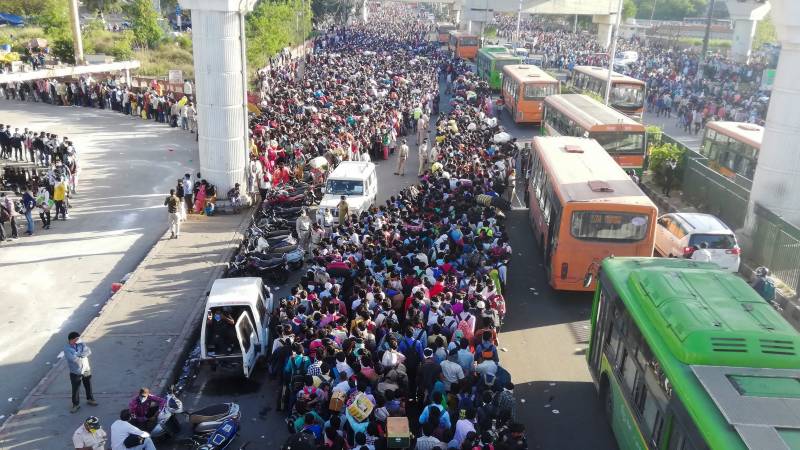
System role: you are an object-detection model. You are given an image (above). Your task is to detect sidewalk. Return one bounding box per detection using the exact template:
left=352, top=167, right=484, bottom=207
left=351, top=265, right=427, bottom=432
left=0, top=212, right=249, bottom=449
left=639, top=172, right=698, bottom=215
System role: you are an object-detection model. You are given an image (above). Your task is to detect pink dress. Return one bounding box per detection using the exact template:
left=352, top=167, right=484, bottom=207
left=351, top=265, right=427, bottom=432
left=193, top=185, right=207, bottom=213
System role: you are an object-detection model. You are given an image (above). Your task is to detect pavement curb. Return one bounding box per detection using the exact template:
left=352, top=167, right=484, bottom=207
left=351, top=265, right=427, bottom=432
left=0, top=210, right=251, bottom=434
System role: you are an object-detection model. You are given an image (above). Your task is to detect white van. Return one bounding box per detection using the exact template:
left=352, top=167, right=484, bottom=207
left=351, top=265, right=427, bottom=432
left=316, top=161, right=377, bottom=225
left=200, top=277, right=274, bottom=377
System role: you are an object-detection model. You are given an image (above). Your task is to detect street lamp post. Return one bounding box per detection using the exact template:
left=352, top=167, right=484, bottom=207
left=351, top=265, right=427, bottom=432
left=515, top=0, right=522, bottom=44
left=700, top=0, right=717, bottom=68
left=604, top=0, right=623, bottom=105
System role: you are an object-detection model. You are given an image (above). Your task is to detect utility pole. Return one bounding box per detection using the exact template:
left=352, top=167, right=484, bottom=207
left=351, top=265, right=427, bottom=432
left=68, top=0, right=85, bottom=64
left=604, top=0, right=622, bottom=106
left=650, top=0, right=657, bottom=21
left=700, top=0, right=717, bottom=68
left=515, top=0, right=522, bottom=44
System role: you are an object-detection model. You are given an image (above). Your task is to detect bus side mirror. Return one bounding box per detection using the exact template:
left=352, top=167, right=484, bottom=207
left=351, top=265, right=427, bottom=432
left=583, top=272, right=594, bottom=289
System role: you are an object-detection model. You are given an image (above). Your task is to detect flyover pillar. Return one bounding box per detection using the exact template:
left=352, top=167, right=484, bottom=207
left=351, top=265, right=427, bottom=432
left=731, top=19, right=757, bottom=63
left=593, top=14, right=613, bottom=49
left=178, top=0, right=256, bottom=199
left=744, top=0, right=800, bottom=230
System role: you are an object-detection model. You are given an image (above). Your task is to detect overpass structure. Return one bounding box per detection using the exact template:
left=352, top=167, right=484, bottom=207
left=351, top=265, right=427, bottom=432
left=393, top=0, right=771, bottom=63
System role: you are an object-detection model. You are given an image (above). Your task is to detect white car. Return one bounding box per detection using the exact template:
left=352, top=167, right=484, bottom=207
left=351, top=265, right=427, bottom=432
left=654, top=213, right=741, bottom=272
left=316, top=161, right=377, bottom=225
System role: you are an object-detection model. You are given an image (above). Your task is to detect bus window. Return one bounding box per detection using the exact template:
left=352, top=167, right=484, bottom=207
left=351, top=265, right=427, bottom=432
left=590, top=132, right=645, bottom=155
left=461, top=37, right=479, bottom=46
left=610, top=84, right=644, bottom=109
left=523, top=83, right=555, bottom=100
left=570, top=211, right=650, bottom=241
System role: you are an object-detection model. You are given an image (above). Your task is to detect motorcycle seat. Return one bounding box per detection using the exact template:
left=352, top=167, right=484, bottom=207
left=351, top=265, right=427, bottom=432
left=188, top=403, right=232, bottom=424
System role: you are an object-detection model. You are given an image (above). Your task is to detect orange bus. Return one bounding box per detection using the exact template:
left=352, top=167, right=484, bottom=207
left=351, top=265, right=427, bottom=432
left=700, top=121, right=763, bottom=181
left=542, top=94, right=647, bottom=172
left=448, top=31, right=479, bottom=60
left=524, top=136, right=657, bottom=291
left=437, top=22, right=456, bottom=44
left=501, top=65, right=560, bottom=124
left=569, top=66, right=646, bottom=120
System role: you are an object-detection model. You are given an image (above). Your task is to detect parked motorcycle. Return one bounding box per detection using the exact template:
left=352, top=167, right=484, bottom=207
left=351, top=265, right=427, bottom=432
left=149, top=388, right=240, bottom=442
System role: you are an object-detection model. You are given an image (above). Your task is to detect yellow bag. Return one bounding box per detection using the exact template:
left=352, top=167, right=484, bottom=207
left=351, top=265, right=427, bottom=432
left=329, top=390, right=346, bottom=412
left=345, top=392, right=373, bottom=422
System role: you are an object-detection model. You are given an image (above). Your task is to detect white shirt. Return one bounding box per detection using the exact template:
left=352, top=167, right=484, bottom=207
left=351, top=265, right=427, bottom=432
left=691, top=248, right=713, bottom=263
left=110, top=420, right=148, bottom=450
left=440, top=359, right=465, bottom=390
left=73, top=425, right=108, bottom=450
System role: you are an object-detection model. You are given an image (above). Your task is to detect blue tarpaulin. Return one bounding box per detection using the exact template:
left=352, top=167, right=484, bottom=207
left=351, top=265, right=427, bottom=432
left=0, top=13, right=25, bottom=26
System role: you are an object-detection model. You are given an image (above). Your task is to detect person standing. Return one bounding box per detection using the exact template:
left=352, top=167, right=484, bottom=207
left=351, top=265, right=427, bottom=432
left=72, top=416, right=107, bottom=450
left=504, top=169, right=516, bottom=204
left=65, top=331, right=97, bottom=413
left=296, top=208, right=312, bottom=252
left=0, top=192, right=19, bottom=241
left=395, top=139, right=409, bottom=176
left=164, top=189, right=181, bottom=239
left=53, top=178, right=68, bottom=220
left=182, top=174, right=193, bottom=215
left=417, top=138, right=429, bottom=176
left=337, top=195, right=349, bottom=225
left=37, top=185, right=52, bottom=230
left=662, top=158, right=677, bottom=197
left=21, top=186, right=36, bottom=235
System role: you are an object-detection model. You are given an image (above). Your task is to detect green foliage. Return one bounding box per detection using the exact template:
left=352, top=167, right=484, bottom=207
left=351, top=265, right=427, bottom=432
left=622, top=0, right=638, bottom=20
left=677, top=37, right=731, bottom=49
left=646, top=125, right=663, bottom=147
left=175, top=34, right=192, bottom=51
left=1, top=0, right=51, bottom=16
left=51, top=36, right=76, bottom=64
left=312, top=0, right=357, bottom=25
left=83, top=0, right=123, bottom=14
left=0, top=27, right=47, bottom=52
left=648, top=142, right=686, bottom=186
left=484, top=25, right=497, bottom=39
left=753, top=14, right=777, bottom=50
left=246, top=0, right=312, bottom=70
left=37, top=0, right=71, bottom=39
left=635, top=0, right=708, bottom=21
left=126, top=0, right=164, bottom=49
left=584, top=90, right=605, bottom=103
left=135, top=42, right=194, bottom=79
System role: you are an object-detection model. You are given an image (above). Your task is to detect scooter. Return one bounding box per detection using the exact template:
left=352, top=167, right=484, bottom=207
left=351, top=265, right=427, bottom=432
left=150, top=389, right=240, bottom=442
left=196, top=417, right=240, bottom=450
left=247, top=255, right=289, bottom=284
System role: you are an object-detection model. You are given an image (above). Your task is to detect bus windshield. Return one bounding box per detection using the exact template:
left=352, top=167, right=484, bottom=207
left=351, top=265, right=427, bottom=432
left=570, top=211, right=649, bottom=242
left=590, top=132, right=645, bottom=155
left=523, top=83, right=558, bottom=100
left=460, top=37, right=479, bottom=46
left=610, top=84, right=644, bottom=109
left=326, top=180, right=363, bottom=195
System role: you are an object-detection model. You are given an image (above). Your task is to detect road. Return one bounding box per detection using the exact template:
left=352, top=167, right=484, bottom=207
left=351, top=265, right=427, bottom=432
left=0, top=101, right=198, bottom=423
left=173, top=93, right=618, bottom=449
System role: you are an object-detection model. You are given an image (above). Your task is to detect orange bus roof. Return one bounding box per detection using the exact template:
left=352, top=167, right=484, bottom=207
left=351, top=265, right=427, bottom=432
left=532, top=136, right=656, bottom=206
left=573, top=65, right=645, bottom=86
left=706, top=121, right=763, bottom=150
left=448, top=30, right=478, bottom=38
left=502, top=64, right=558, bottom=83
left=544, top=94, right=644, bottom=131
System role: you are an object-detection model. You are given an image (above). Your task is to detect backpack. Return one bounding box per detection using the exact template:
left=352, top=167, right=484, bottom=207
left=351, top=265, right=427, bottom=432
left=282, top=429, right=316, bottom=448
left=400, top=333, right=423, bottom=372
left=477, top=342, right=496, bottom=361
left=289, top=356, right=307, bottom=391
left=456, top=313, right=474, bottom=344
left=761, top=278, right=776, bottom=302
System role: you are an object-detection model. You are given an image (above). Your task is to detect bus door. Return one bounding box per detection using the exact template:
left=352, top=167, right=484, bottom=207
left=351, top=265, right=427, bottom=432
left=544, top=203, right=560, bottom=275
left=589, top=286, right=611, bottom=371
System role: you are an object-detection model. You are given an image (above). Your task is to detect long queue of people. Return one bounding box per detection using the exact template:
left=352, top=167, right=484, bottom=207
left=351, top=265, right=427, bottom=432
left=0, top=126, right=77, bottom=241
left=241, top=7, right=528, bottom=450
left=491, top=14, right=772, bottom=127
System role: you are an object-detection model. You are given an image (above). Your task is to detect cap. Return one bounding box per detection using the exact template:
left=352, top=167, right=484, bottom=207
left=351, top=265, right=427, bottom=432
left=476, top=300, right=486, bottom=309
left=423, top=348, right=434, bottom=358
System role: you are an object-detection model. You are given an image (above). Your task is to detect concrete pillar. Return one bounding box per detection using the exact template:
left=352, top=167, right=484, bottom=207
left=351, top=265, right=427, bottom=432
left=593, top=14, right=614, bottom=49
left=732, top=19, right=757, bottom=63
left=179, top=0, right=255, bottom=199
left=744, top=0, right=800, bottom=230
left=68, top=0, right=85, bottom=64
left=361, top=0, right=368, bottom=22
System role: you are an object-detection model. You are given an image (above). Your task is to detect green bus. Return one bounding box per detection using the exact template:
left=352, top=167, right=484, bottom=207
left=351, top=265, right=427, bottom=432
left=588, top=257, right=800, bottom=450
left=476, top=49, right=522, bottom=91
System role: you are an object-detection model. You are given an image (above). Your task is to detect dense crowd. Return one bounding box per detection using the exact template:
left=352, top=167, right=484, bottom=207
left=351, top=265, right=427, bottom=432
left=246, top=7, right=526, bottom=450
left=491, top=14, right=773, bottom=127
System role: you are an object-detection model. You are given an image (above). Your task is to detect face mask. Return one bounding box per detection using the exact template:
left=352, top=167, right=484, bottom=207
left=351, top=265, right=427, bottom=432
left=140, top=396, right=147, bottom=403
left=214, top=314, right=221, bottom=322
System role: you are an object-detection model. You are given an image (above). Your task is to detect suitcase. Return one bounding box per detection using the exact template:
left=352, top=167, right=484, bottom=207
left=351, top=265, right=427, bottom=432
left=387, top=417, right=410, bottom=448
left=383, top=146, right=389, bottom=160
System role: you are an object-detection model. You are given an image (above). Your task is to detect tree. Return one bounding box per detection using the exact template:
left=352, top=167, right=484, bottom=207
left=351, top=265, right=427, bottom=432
left=126, top=0, right=164, bottom=49
left=623, top=0, right=638, bottom=20
left=635, top=0, right=709, bottom=21
left=246, top=0, right=312, bottom=70
left=1, top=0, right=50, bottom=16
left=312, top=0, right=359, bottom=25
left=753, top=14, right=777, bottom=50
left=38, top=0, right=71, bottom=39
left=83, top=0, right=123, bottom=14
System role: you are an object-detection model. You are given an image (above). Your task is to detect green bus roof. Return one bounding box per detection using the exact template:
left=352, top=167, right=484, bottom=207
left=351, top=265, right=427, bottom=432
left=480, top=45, right=509, bottom=54
left=601, top=257, right=800, bottom=450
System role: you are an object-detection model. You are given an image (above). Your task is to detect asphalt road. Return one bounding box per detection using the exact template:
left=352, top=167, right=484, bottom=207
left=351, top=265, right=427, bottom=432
left=0, top=101, right=199, bottom=423
left=172, top=91, right=618, bottom=449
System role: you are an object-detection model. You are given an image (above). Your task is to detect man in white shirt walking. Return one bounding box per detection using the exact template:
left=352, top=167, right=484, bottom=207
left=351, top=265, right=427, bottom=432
left=395, top=139, right=409, bottom=176
left=110, top=410, right=155, bottom=450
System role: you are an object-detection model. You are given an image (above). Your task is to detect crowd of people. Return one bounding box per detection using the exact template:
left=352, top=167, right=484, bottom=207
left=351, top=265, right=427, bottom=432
left=1, top=76, right=199, bottom=135
left=241, top=7, right=527, bottom=450
left=490, top=14, right=773, bottom=128
left=0, top=125, right=78, bottom=241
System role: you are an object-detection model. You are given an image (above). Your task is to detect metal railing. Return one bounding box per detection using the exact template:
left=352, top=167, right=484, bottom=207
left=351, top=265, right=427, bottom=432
left=681, top=149, right=749, bottom=229
left=747, top=203, right=800, bottom=294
